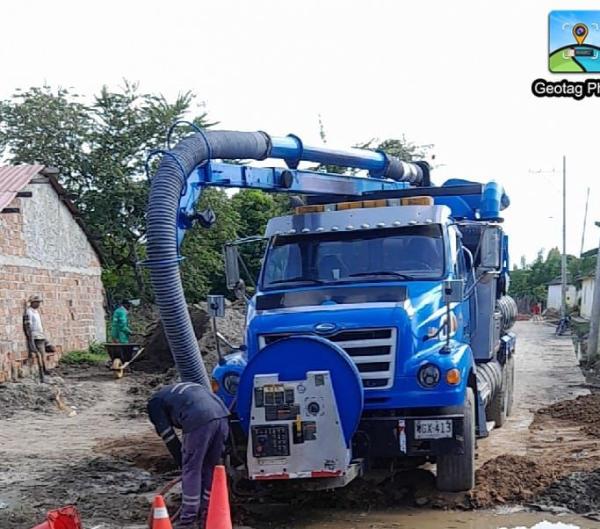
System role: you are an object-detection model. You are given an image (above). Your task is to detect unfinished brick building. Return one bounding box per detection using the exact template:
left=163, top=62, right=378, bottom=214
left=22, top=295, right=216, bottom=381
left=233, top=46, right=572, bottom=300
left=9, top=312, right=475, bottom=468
left=0, top=165, right=106, bottom=381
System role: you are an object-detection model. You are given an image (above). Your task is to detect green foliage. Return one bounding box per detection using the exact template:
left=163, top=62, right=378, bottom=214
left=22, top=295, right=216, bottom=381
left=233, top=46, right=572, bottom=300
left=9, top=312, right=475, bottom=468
left=180, top=188, right=241, bottom=301
left=0, top=86, right=92, bottom=178
left=0, top=85, right=427, bottom=306
left=313, top=118, right=430, bottom=174
left=0, top=83, right=210, bottom=302
left=359, top=136, right=432, bottom=162
left=60, top=342, right=106, bottom=365
left=510, top=247, right=597, bottom=304
left=229, top=190, right=291, bottom=285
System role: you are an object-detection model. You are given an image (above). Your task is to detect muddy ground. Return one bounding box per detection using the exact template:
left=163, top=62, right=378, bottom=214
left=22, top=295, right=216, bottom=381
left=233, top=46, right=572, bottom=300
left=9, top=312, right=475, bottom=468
left=2, top=321, right=600, bottom=529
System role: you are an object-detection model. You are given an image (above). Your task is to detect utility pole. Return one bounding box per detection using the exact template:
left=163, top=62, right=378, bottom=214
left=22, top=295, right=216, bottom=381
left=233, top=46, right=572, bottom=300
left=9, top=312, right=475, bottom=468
left=588, top=221, right=600, bottom=360
left=561, top=155, right=567, bottom=320
left=580, top=187, right=590, bottom=257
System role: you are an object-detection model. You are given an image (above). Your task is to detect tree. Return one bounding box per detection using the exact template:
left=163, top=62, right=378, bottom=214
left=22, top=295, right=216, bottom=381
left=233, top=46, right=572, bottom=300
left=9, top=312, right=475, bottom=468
left=314, top=117, right=431, bottom=174
left=0, top=83, right=211, bottom=302
left=0, top=86, right=91, bottom=181
left=360, top=136, right=432, bottom=162
left=180, top=188, right=240, bottom=301
left=1, top=87, right=434, bottom=305
left=229, top=190, right=292, bottom=285
left=509, top=247, right=595, bottom=309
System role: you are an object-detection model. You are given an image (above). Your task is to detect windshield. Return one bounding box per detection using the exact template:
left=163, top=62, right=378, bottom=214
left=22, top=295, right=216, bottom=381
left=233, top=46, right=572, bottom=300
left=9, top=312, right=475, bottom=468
left=261, top=225, right=445, bottom=289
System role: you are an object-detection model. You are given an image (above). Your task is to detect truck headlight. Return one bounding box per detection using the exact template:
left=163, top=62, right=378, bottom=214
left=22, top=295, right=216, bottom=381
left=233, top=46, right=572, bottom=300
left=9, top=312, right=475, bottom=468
left=418, top=364, right=441, bottom=388
left=223, top=373, right=240, bottom=395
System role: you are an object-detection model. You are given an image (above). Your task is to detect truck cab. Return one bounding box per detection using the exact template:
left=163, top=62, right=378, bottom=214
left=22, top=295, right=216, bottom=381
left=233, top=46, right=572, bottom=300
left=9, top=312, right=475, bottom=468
left=213, top=189, right=516, bottom=492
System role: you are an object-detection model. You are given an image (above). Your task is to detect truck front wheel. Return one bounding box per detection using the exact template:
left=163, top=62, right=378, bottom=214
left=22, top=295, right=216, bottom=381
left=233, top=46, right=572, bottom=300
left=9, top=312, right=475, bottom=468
left=436, top=387, right=475, bottom=492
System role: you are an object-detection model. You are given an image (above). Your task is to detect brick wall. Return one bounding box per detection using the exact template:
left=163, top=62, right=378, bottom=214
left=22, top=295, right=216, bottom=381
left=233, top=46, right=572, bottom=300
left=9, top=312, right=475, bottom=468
left=0, top=197, right=26, bottom=257
left=0, top=177, right=106, bottom=382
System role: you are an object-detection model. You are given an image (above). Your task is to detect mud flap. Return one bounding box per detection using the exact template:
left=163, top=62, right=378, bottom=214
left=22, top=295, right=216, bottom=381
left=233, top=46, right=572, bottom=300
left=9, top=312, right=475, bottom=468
left=476, top=390, right=490, bottom=438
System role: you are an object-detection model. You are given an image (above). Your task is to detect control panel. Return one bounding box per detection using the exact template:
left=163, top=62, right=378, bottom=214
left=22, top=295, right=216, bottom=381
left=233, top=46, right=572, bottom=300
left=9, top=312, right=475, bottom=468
left=251, top=425, right=290, bottom=457
left=246, top=371, right=350, bottom=480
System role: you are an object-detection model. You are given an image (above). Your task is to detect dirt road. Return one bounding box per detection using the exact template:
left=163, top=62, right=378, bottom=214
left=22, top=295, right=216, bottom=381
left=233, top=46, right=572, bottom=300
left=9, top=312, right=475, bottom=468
left=476, top=320, right=588, bottom=465
left=2, top=321, right=600, bottom=529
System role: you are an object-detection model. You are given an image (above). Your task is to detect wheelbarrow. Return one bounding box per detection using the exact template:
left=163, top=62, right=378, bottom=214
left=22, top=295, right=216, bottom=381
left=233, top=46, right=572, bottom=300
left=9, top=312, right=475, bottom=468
left=104, top=343, right=144, bottom=379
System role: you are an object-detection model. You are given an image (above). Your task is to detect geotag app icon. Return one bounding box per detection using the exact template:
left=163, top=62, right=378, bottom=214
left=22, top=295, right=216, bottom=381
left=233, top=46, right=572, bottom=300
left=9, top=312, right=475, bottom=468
left=549, top=11, right=600, bottom=72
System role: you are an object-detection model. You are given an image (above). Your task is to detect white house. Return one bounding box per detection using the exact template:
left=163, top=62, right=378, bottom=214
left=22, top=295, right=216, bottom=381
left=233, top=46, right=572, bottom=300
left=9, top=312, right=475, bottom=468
left=546, top=276, right=576, bottom=311
left=579, top=274, right=596, bottom=319
left=577, top=248, right=598, bottom=320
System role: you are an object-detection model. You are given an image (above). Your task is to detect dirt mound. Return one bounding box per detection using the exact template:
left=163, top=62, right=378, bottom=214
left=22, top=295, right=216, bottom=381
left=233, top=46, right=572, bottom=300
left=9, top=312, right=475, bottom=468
left=470, top=455, right=562, bottom=508
left=0, top=372, right=97, bottom=419
left=135, top=301, right=245, bottom=374
left=535, top=469, right=600, bottom=513
left=96, top=433, right=179, bottom=474
left=135, top=305, right=210, bottom=373
left=535, top=393, right=600, bottom=436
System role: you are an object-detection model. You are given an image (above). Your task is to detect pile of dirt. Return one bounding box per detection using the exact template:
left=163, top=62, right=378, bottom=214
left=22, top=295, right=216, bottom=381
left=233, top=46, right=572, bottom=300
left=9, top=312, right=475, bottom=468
left=197, top=300, right=247, bottom=366
left=0, top=372, right=97, bottom=420
left=535, top=393, right=600, bottom=437
left=470, top=455, right=562, bottom=508
left=135, top=301, right=245, bottom=374
left=135, top=305, right=210, bottom=373
left=535, top=469, right=600, bottom=513
left=95, top=433, right=179, bottom=474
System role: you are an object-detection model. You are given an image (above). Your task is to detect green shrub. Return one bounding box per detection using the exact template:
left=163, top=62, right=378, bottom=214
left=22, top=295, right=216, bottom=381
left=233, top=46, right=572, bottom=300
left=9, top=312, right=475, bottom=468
left=60, top=342, right=107, bottom=365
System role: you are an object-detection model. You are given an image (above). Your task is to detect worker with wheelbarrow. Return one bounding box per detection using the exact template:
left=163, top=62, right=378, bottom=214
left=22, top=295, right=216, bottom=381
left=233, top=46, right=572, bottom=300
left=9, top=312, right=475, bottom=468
left=111, top=300, right=132, bottom=344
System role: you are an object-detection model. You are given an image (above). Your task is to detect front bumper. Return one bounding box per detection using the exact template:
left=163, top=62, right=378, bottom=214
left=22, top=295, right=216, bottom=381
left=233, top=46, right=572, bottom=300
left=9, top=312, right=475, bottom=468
left=352, top=408, right=466, bottom=459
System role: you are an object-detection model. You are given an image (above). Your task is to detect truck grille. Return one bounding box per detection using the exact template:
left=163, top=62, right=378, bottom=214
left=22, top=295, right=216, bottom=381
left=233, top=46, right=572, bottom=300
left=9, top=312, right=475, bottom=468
left=259, top=328, right=397, bottom=390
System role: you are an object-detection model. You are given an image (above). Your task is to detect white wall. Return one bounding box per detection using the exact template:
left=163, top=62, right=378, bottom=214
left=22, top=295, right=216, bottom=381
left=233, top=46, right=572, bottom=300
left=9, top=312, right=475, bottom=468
left=547, top=284, right=576, bottom=311
left=21, top=180, right=100, bottom=270
left=580, top=277, right=595, bottom=320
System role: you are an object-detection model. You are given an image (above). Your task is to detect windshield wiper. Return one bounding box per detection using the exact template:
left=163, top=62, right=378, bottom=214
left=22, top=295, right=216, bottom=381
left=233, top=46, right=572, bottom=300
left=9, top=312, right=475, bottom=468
left=268, top=277, right=325, bottom=286
left=348, top=271, right=415, bottom=280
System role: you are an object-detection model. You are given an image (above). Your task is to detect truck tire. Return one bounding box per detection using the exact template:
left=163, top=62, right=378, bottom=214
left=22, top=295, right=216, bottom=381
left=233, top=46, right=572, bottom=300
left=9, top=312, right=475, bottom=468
left=506, top=356, right=515, bottom=417
left=436, top=388, right=475, bottom=492
left=488, top=364, right=508, bottom=428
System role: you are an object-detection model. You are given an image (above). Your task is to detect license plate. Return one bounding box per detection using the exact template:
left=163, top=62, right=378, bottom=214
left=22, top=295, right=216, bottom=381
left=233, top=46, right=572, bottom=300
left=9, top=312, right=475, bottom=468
left=414, top=419, right=453, bottom=439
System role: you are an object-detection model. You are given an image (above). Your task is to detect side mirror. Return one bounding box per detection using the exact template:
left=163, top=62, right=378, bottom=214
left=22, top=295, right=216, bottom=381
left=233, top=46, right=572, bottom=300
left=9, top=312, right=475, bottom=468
left=480, top=226, right=502, bottom=270
left=223, top=244, right=241, bottom=290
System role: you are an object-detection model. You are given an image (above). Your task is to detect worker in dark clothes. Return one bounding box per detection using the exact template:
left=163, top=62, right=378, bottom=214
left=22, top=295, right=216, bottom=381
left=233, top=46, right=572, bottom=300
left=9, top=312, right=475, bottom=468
left=148, top=382, right=230, bottom=529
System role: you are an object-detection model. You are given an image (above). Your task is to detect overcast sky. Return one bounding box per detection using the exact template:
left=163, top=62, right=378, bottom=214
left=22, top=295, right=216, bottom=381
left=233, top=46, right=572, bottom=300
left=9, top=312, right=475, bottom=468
left=2, top=0, right=600, bottom=263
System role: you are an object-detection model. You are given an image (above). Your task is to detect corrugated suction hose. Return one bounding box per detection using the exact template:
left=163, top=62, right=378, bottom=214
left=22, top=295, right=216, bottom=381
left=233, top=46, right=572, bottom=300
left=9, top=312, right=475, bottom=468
left=146, top=131, right=270, bottom=387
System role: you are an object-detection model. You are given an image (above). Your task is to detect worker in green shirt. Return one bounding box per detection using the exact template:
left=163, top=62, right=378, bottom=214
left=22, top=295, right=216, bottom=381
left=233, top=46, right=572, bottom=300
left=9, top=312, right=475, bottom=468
left=111, top=300, right=132, bottom=344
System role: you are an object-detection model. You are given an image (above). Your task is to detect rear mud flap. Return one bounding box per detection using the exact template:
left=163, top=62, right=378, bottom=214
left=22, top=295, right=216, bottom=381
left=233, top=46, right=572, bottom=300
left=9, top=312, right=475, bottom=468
left=476, top=391, right=490, bottom=438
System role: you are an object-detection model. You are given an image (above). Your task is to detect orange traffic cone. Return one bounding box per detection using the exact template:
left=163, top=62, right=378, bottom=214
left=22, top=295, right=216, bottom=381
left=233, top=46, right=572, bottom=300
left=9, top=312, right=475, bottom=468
left=205, top=465, right=232, bottom=529
left=151, top=495, right=173, bottom=529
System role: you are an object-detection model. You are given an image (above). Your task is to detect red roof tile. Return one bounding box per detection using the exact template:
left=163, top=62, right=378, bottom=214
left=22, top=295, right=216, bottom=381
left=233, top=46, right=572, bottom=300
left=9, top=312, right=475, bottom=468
left=0, top=164, right=44, bottom=210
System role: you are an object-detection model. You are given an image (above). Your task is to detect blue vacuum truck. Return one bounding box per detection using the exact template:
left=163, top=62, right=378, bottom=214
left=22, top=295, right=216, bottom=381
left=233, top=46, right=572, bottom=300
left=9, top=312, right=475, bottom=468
left=146, top=128, right=516, bottom=492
